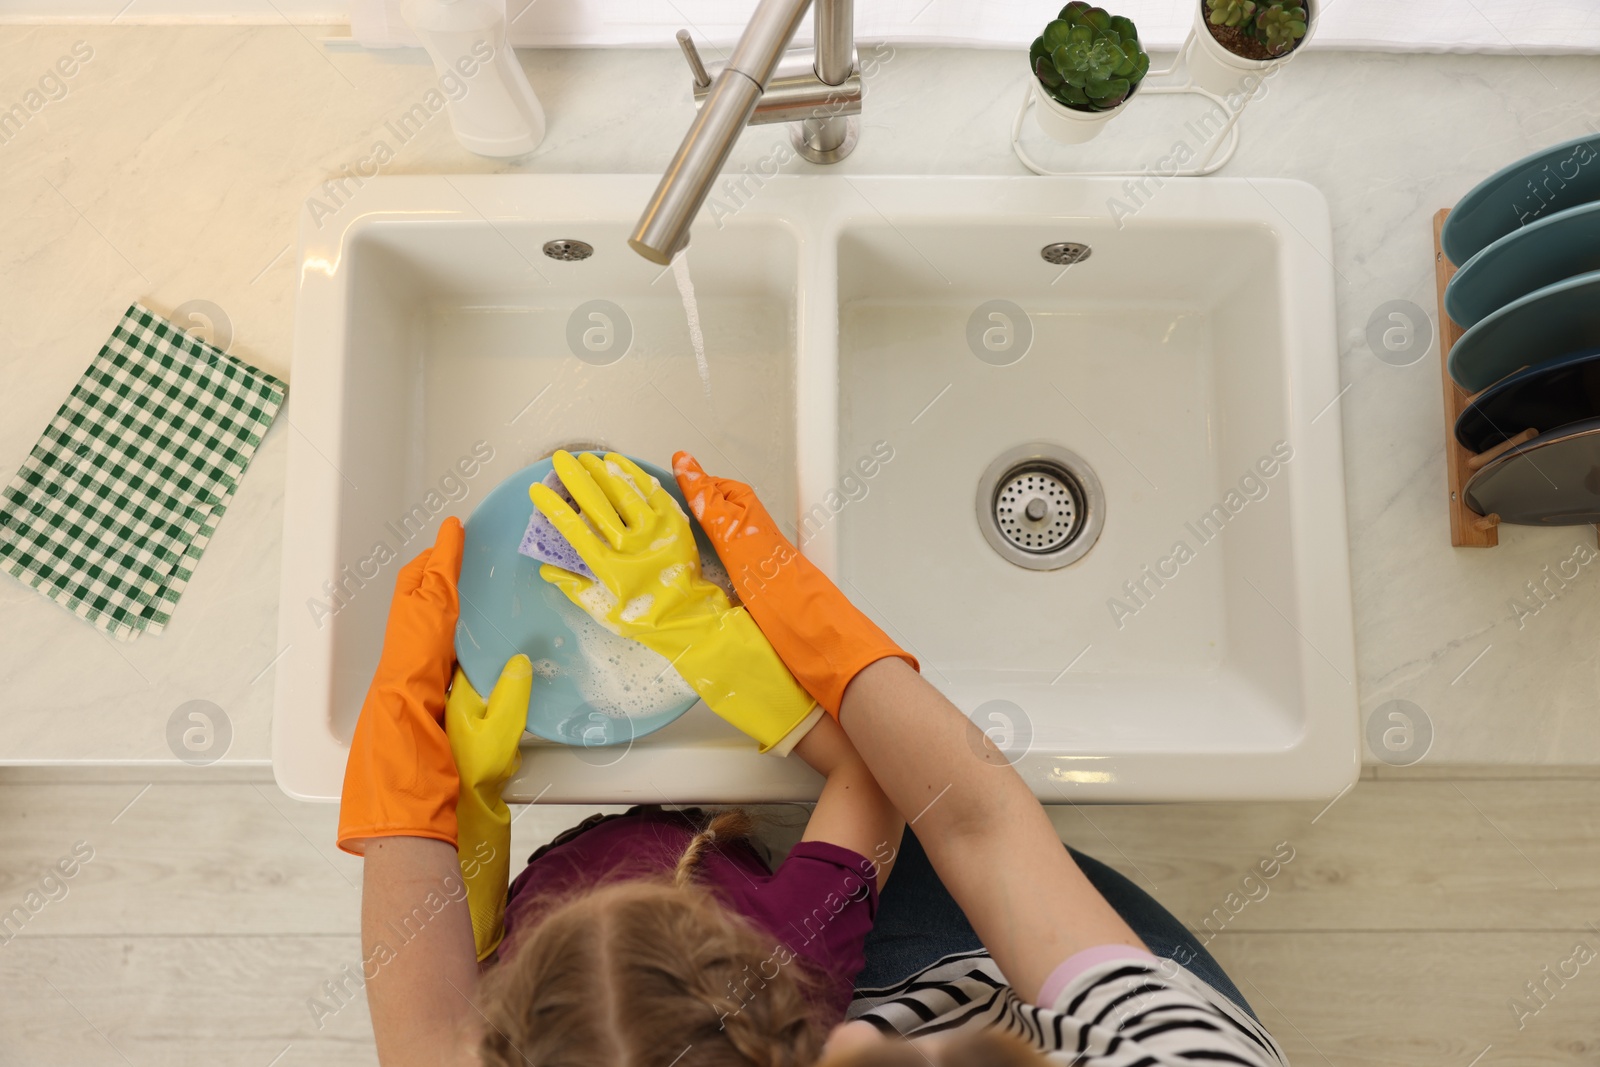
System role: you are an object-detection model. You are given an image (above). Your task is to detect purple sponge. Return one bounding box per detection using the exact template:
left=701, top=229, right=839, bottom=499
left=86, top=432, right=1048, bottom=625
left=518, top=469, right=594, bottom=578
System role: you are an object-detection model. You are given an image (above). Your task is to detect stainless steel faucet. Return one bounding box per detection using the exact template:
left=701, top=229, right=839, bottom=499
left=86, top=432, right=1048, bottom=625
left=628, top=0, right=862, bottom=264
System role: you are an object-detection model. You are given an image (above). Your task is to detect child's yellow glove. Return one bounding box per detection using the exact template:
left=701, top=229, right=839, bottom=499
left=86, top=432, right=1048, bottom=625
left=530, top=450, right=819, bottom=753
left=445, top=656, right=530, bottom=961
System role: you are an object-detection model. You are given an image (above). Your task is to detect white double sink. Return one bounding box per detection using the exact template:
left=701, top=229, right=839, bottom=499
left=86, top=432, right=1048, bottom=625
left=273, top=174, right=1357, bottom=804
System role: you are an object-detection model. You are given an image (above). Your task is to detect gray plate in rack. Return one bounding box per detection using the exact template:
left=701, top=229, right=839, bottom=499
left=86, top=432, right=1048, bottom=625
left=1464, top=416, right=1600, bottom=525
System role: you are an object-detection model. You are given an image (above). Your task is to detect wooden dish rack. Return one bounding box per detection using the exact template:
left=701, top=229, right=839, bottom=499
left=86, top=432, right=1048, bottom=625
left=1434, top=208, right=1600, bottom=549
left=1433, top=208, right=1535, bottom=547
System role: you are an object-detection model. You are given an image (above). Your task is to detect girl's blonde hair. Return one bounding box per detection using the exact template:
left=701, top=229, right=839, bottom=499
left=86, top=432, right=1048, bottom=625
left=478, top=809, right=823, bottom=1067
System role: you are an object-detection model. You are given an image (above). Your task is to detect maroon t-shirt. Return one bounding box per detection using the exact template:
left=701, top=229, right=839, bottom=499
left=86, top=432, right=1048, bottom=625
left=501, top=808, right=878, bottom=1022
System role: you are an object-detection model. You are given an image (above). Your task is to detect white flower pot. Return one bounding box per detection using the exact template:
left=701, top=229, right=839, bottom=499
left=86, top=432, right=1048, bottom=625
left=1030, top=78, right=1130, bottom=145
left=1186, top=0, right=1310, bottom=99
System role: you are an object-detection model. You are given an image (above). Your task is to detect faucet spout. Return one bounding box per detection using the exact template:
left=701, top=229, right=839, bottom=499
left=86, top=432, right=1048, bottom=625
left=629, top=0, right=859, bottom=264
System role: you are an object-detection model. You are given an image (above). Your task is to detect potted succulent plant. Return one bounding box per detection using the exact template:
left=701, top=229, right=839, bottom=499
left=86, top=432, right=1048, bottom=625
left=1028, top=2, right=1151, bottom=144
left=1188, top=0, right=1311, bottom=96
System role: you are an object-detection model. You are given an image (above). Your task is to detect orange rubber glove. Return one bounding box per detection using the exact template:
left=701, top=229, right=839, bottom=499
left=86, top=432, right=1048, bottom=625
left=337, top=518, right=465, bottom=856
left=671, top=452, right=917, bottom=718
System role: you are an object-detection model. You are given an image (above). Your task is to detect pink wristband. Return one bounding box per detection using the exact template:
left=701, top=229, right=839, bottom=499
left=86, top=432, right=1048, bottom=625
left=1037, top=945, right=1162, bottom=1008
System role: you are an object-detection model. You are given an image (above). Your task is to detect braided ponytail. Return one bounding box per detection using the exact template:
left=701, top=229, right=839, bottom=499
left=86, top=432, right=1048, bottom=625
left=476, top=819, right=826, bottom=1067
left=674, top=808, right=755, bottom=888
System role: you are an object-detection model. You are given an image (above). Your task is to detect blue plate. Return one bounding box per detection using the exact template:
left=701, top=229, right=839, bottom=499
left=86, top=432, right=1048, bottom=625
left=1454, top=346, right=1600, bottom=453
left=1445, top=201, right=1600, bottom=329
left=1465, top=417, right=1600, bottom=525
left=1448, top=270, right=1600, bottom=392
left=1441, top=133, right=1600, bottom=267
left=454, top=455, right=716, bottom=747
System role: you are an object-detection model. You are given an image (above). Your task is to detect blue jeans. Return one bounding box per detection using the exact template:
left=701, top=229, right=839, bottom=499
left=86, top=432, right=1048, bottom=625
left=856, top=828, right=1256, bottom=1020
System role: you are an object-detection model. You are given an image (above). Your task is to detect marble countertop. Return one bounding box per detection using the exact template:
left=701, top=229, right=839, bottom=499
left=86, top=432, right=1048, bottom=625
left=2, top=26, right=1598, bottom=771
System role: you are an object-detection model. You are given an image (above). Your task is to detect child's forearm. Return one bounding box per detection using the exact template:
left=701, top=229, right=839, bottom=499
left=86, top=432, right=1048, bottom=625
left=837, top=657, right=1143, bottom=1002
left=794, top=715, right=903, bottom=888
left=361, top=837, right=482, bottom=1067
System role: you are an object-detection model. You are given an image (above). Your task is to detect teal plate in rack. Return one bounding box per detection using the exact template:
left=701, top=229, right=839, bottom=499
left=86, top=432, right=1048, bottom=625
left=1445, top=201, right=1600, bottom=330
left=1448, top=270, right=1600, bottom=392
left=454, top=455, right=718, bottom=748
left=1440, top=133, right=1600, bottom=267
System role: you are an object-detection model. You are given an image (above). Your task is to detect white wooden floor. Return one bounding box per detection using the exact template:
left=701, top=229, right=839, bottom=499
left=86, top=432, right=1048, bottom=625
left=1, top=766, right=1596, bottom=1066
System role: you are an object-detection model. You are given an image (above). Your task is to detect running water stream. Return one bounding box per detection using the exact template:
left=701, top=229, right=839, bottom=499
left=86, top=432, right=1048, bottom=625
left=671, top=252, right=713, bottom=401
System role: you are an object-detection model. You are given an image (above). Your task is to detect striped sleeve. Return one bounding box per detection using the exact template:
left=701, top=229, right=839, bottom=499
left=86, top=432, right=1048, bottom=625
left=849, top=951, right=1286, bottom=1066
left=1052, top=957, right=1285, bottom=1066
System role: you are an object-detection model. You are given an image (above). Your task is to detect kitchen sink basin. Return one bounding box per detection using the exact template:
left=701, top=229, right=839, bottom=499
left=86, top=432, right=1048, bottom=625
left=275, top=175, right=1356, bottom=803
left=828, top=183, right=1353, bottom=800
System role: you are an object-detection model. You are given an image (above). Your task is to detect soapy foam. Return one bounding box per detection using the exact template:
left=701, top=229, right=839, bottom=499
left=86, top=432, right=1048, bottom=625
left=604, top=459, right=645, bottom=499
left=545, top=586, right=696, bottom=718
left=620, top=593, right=654, bottom=623
left=601, top=460, right=662, bottom=509
left=575, top=581, right=621, bottom=633
left=541, top=542, right=736, bottom=719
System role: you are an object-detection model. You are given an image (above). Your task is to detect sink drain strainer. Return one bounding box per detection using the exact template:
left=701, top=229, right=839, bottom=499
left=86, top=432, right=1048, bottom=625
left=542, top=239, right=594, bottom=261
left=996, top=468, right=1078, bottom=553
left=976, top=444, right=1104, bottom=570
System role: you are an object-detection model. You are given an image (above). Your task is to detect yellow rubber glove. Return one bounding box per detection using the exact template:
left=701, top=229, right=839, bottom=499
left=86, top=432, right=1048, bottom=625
left=530, top=450, right=820, bottom=753
left=445, top=656, right=531, bottom=961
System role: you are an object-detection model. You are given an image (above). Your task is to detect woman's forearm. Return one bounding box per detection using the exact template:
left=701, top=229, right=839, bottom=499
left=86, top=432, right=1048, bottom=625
left=837, top=657, right=1143, bottom=1002
left=361, top=837, right=482, bottom=1067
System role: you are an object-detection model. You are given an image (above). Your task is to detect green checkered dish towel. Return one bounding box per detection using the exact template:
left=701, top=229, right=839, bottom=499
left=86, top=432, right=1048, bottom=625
left=0, top=302, right=286, bottom=640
